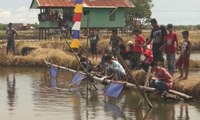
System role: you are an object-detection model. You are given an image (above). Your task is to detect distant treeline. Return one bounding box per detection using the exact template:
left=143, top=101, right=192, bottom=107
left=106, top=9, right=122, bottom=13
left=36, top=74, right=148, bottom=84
left=142, top=24, right=200, bottom=30
left=0, top=23, right=200, bottom=31
left=0, top=23, right=6, bottom=30
left=174, top=25, right=200, bottom=30
left=0, top=23, right=38, bottom=30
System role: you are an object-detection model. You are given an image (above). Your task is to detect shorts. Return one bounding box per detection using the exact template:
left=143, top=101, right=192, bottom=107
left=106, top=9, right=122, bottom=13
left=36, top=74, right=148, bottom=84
left=152, top=46, right=164, bottom=62
left=90, top=43, right=98, bottom=55
left=176, top=56, right=189, bottom=68
left=7, top=39, right=15, bottom=51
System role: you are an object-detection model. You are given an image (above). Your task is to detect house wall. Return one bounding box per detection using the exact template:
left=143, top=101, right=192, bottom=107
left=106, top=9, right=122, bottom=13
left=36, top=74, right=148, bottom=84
left=81, top=8, right=125, bottom=28
left=38, top=7, right=125, bottom=28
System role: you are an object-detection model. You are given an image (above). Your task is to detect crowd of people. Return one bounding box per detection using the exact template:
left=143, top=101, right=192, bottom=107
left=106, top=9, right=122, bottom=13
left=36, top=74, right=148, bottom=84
left=5, top=18, right=192, bottom=95
left=81, top=18, right=192, bottom=95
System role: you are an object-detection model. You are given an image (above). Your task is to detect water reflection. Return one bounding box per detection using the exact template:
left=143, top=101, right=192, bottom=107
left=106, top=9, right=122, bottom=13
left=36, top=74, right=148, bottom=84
left=7, top=73, right=16, bottom=111
left=104, top=100, right=126, bottom=119
left=179, top=103, right=189, bottom=120
left=71, top=90, right=81, bottom=120
left=1, top=67, right=200, bottom=120
left=50, top=78, right=57, bottom=88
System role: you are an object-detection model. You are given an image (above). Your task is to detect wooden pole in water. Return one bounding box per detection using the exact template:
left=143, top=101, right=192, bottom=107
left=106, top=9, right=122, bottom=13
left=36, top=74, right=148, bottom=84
left=65, top=41, right=97, bottom=90
left=138, top=66, right=152, bottom=107
left=86, top=10, right=90, bottom=91
left=44, top=60, right=193, bottom=100
left=113, top=50, right=153, bottom=108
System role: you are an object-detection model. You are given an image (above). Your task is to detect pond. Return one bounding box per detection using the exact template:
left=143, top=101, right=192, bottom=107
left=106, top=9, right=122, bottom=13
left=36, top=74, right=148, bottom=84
left=0, top=67, right=200, bottom=120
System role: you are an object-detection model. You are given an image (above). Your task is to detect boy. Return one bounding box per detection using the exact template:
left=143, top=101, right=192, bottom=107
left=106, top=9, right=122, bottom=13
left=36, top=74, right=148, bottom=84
left=140, top=47, right=153, bottom=72
left=176, top=31, right=191, bottom=80
left=132, top=29, right=145, bottom=69
left=89, top=28, right=99, bottom=60
left=6, top=23, right=18, bottom=55
left=109, top=29, right=123, bottom=53
left=104, top=55, right=126, bottom=81
left=149, top=61, right=173, bottom=94
left=163, top=24, right=178, bottom=75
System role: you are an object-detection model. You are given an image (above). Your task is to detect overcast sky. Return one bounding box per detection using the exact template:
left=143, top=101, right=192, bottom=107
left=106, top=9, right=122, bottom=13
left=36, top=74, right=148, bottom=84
left=0, top=0, right=199, bottom=25
left=151, top=0, right=200, bottom=25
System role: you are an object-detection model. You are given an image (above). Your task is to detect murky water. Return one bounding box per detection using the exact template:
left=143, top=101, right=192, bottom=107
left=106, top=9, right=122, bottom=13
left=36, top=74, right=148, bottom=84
left=1, top=67, right=200, bottom=120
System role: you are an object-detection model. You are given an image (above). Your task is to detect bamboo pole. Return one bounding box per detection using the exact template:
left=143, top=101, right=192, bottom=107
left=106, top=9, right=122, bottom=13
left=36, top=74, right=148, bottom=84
left=44, top=60, right=193, bottom=100
left=113, top=50, right=153, bottom=108
left=138, top=66, right=152, bottom=107
left=65, top=41, right=97, bottom=90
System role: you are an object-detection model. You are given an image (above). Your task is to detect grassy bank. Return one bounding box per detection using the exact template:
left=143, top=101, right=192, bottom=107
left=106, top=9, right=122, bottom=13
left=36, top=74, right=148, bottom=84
left=0, top=41, right=79, bottom=68
left=0, top=40, right=200, bottom=69
left=0, top=30, right=39, bottom=40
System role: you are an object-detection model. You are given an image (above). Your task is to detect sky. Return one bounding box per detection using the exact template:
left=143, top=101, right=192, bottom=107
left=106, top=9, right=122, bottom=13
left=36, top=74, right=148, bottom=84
left=0, top=0, right=199, bottom=25
left=151, top=0, right=200, bottom=25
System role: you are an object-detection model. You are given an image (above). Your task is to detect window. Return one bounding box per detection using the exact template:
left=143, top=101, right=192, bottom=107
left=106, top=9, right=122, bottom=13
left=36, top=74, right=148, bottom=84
left=109, top=9, right=116, bottom=21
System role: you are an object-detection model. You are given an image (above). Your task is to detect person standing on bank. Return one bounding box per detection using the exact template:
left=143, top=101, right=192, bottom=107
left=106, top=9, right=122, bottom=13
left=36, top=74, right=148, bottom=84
left=109, top=29, right=123, bottom=54
left=176, top=31, right=191, bottom=80
left=132, top=29, right=145, bottom=69
left=162, top=24, right=178, bottom=76
left=89, top=28, right=99, bottom=61
left=6, top=23, right=18, bottom=55
left=146, top=19, right=167, bottom=66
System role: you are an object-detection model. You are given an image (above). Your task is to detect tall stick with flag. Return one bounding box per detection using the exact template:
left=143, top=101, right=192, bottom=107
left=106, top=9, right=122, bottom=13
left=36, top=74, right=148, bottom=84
left=70, top=0, right=83, bottom=49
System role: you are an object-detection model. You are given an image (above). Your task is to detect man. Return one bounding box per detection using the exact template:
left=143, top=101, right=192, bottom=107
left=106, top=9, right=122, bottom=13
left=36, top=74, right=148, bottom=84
left=6, top=23, right=18, bottom=55
left=104, top=55, right=126, bottom=81
left=146, top=19, right=167, bottom=65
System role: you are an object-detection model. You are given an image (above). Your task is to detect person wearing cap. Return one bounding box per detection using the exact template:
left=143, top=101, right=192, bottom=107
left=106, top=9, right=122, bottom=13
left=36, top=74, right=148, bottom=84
left=125, top=41, right=134, bottom=68
left=132, top=29, right=145, bottom=69
left=6, top=23, right=18, bottom=55
left=149, top=61, right=173, bottom=94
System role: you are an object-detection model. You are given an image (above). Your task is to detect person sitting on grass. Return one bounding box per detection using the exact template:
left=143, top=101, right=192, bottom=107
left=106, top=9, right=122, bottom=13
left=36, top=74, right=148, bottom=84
left=149, top=61, right=173, bottom=95
left=176, top=30, right=191, bottom=80
left=103, top=55, right=126, bottom=81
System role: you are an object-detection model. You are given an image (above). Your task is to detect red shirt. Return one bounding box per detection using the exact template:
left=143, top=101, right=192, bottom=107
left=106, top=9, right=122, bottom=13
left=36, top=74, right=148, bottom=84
left=133, top=35, right=145, bottom=53
left=152, top=67, right=173, bottom=89
left=164, top=32, right=178, bottom=53
left=143, top=49, right=153, bottom=64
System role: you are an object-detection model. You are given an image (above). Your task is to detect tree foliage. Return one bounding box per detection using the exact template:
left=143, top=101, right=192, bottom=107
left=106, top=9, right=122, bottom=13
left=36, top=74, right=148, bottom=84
left=125, top=0, right=153, bottom=29
left=0, top=23, right=6, bottom=30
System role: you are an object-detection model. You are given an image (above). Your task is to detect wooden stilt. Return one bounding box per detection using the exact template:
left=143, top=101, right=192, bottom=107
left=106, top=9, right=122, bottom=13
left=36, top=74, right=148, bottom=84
left=45, top=29, right=47, bottom=40
left=39, top=29, right=41, bottom=41
left=138, top=66, right=152, bottom=107
left=42, top=29, right=44, bottom=40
